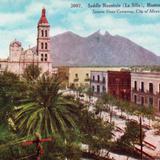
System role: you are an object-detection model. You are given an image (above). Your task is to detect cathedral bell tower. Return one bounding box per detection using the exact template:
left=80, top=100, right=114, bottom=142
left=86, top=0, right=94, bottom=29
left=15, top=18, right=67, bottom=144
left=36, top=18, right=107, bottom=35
left=37, top=8, right=51, bottom=72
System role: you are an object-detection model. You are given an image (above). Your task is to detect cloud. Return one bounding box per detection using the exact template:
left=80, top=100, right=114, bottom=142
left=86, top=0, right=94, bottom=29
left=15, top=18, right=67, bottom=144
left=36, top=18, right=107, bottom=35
left=0, top=0, right=160, bottom=58
left=25, top=0, right=73, bottom=16
left=0, top=0, right=26, bottom=3
left=62, top=9, right=160, bottom=55
left=0, top=13, right=28, bottom=27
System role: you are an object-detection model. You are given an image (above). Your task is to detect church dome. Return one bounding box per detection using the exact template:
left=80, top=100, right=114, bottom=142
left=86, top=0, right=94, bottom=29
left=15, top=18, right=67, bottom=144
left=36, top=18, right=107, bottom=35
left=10, top=39, right=22, bottom=47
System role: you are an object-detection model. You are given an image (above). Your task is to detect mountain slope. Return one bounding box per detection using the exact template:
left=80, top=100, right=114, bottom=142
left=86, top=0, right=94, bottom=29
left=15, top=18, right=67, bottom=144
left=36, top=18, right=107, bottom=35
left=49, top=31, right=160, bottom=66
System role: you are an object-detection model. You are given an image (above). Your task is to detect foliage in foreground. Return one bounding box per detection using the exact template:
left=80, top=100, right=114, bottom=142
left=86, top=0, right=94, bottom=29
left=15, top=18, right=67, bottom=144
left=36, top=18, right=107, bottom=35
left=0, top=71, right=27, bottom=123
left=14, top=74, right=80, bottom=139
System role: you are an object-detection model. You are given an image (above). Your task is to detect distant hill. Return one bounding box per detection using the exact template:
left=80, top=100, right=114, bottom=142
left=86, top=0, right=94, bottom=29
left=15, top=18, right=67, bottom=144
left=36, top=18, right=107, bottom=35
left=43, top=31, right=160, bottom=66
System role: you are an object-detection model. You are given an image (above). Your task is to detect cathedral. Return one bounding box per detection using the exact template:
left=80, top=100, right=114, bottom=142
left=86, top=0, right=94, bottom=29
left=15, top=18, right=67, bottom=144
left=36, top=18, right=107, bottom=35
left=0, top=8, right=54, bottom=74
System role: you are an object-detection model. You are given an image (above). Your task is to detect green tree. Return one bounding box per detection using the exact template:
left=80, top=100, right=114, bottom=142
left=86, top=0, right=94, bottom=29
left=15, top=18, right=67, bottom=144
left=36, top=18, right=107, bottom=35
left=153, top=120, right=160, bottom=135
left=119, top=121, right=145, bottom=147
left=0, top=71, right=26, bottom=122
left=84, top=86, right=93, bottom=103
left=22, top=64, right=41, bottom=82
left=14, top=74, right=80, bottom=138
left=79, top=109, right=113, bottom=156
left=98, top=93, right=116, bottom=122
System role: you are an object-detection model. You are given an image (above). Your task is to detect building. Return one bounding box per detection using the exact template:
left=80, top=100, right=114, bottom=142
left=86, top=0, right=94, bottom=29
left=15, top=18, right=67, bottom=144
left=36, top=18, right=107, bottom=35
left=91, top=71, right=131, bottom=101
left=108, top=71, right=131, bottom=101
left=0, top=8, right=54, bottom=74
left=68, top=67, right=127, bottom=87
left=90, top=71, right=107, bottom=94
left=131, top=72, right=160, bottom=113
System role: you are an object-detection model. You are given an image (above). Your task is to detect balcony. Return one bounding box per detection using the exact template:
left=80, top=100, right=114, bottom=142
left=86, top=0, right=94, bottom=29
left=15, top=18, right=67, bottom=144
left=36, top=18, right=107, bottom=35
left=84, top=78, right=90, bottom=82
left=132, top=88, right=155, bottom=95
left=132, top=88, right=138, bottom=92
left=146, top=90, right=154, bottom=95
left=91, top=80, right=106, bottom=84
left=140, top=88, right=144, bottom=93
left=74, top=78, right=79, bottom=82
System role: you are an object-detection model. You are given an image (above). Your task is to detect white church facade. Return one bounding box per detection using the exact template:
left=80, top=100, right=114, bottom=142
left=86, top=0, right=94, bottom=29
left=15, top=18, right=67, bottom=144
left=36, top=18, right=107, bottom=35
left=0, top=8, right=55, bottom=74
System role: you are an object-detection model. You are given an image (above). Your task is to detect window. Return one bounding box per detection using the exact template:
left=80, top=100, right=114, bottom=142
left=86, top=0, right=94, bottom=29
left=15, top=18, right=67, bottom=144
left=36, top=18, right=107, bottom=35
left=41, top=54, right=43, bottom=61
left=141, top=82, right=144, bottom=92
left=45, top=30, right=47, bottom=37
left=41, top=30, right=44, bottom=37
left=103, top=77, right=105, bottom=83
left=93, top=75, right=95, bottom=82
left=41, top=42, right=44, bottom=49
left=141, top=96, right=144, bottom=105
left=85, top=73, right=89, bottom=81
left=97, top=75, right=100, bottom=83
left=74, top=74, right=79, bottom=82
left=149, top=83, right=153, bottom=93
left=148, top=97, right=153, bottom=106
left=43, top=54, right=47, bottom=61
left=134, top=81, right=137, bottom=91
left=97, top=85, right=100, bottom=93
left=134, top=95, right=137, bottom=103
left=103, top=86, right=106, bottom=92
left=92, top=86, right=95, bottom=92
left=45, top=43, right=48, bottom=49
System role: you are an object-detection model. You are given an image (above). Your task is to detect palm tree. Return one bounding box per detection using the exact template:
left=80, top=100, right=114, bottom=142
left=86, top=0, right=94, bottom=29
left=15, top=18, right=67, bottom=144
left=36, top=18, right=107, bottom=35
left=14, top=74, right=80, bottom=138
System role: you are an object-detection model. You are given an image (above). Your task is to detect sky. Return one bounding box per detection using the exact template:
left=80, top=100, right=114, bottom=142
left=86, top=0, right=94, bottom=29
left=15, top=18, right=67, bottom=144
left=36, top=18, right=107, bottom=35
left=0, top=0, right=160, bottom=58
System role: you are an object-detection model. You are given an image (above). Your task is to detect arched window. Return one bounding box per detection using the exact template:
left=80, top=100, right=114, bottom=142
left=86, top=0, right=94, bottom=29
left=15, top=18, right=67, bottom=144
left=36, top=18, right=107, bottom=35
left=93, top=75, right=95, bottom=82
left=41, top=30, right=44, bottom=37
left=134, top=95, right=137, bottom=103
left=97, top=75, right=100, bottom=82
left=45, top=30, right=47, bottom=37
left=45, top=43, right=48, bottom=49
left=41, top=42, right=44, bottom=49
left=41, top=54, right=43, bottom=61
left=103, top=77, right=105, bottom=83
left=92, top=86, right=95, bottom=92
left=45, top=54, right=47, bottom=61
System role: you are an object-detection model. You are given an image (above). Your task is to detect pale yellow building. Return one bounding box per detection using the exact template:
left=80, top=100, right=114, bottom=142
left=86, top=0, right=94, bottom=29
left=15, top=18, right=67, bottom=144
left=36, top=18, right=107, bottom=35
left=68, top=66, right=128, bottom=87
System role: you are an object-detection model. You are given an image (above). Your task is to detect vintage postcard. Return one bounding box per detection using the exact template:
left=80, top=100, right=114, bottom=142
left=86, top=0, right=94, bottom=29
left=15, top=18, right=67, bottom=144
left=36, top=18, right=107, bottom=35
left=0, top=0, right=160, bottom=160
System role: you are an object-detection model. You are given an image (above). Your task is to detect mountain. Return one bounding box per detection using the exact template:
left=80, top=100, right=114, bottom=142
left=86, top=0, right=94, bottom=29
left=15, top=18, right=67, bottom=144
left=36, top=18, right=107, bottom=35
left=49, top=31, right=160, bottom=66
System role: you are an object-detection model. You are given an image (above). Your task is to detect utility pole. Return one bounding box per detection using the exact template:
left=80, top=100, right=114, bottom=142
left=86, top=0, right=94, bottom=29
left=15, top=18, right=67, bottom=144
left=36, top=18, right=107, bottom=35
left=140, top=116, right=143, bottom=160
